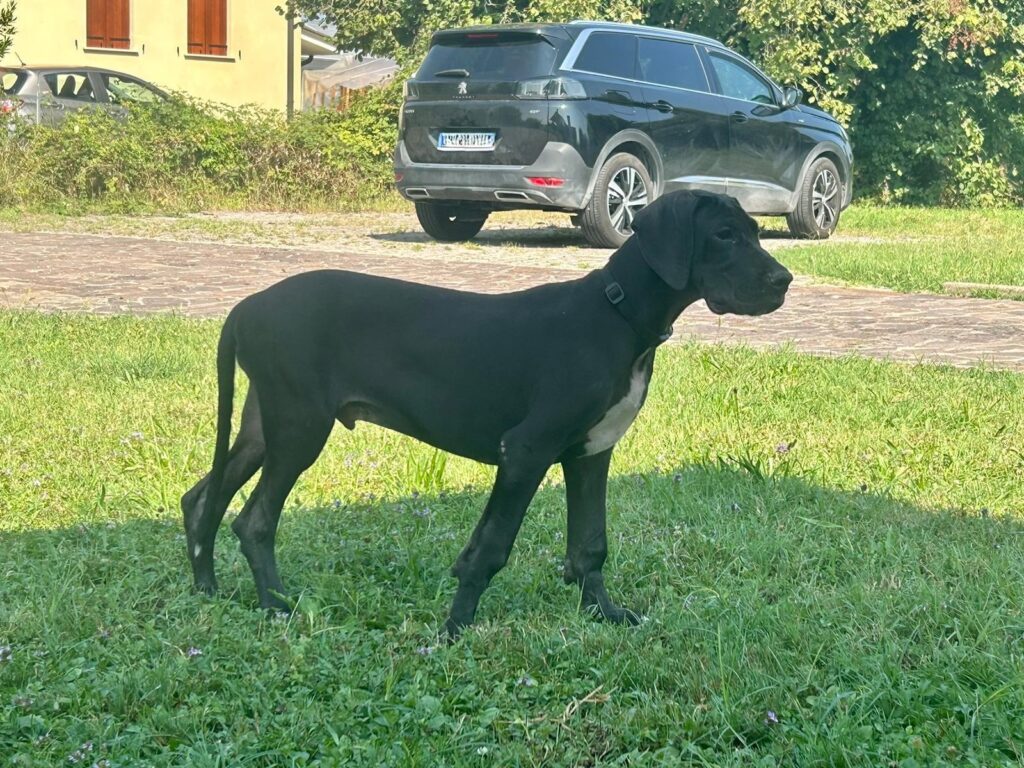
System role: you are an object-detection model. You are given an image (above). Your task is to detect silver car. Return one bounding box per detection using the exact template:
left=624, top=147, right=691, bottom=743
left=1, top=65, right=167, bottom=126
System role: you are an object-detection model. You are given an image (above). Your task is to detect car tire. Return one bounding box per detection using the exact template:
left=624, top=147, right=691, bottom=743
left=787, top=156, right=843, bottom=239
left=415, top=202, right=488, bottom=242
left=579, top=153, right=653, bottom=248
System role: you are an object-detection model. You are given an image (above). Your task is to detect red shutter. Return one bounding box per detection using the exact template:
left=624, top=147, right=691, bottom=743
left=109, top=0, right=130, bottom=49
left=188, top=0, right=227, bottom=56
left=86, top=0, right=130, bottom=50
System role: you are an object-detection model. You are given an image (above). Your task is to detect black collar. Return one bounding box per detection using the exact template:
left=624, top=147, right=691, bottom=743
left=599, top=267, right=674, bottom=348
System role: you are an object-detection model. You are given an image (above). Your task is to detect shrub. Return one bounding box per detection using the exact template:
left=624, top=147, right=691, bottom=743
left=0, top=87, right=401, bottom=213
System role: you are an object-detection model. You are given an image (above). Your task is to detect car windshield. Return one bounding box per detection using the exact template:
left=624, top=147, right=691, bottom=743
left=421, top=37, right=557, bottom=80
left=102, top=74, right=162, bottom=104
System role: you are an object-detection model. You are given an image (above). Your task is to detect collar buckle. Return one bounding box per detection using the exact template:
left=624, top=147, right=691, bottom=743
left=604, top=281, right=625, bottom=305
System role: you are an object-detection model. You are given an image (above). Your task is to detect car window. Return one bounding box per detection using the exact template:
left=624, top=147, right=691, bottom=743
left=707, top=53, right=774, bottom=104
left=571, top=32, right=636, bottom=80
left=43, top=72, right=96, bottom=102
left=421, top=38, right=558, bottom=80
left=637, top=38, right=708, bottom=91
left=0, top=71, right=25, bottom=94
left=102, top=74, right=162, bottom=104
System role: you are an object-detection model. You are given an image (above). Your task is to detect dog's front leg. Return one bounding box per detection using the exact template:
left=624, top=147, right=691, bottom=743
left=562, top=449, right=640, bottom=625
left=445, top=441, right=550, bottom=638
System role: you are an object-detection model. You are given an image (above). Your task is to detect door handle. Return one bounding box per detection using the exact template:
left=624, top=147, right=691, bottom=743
left=731, top=111, right=749, bottom=123
left=652, top=99, right=674, bottom=113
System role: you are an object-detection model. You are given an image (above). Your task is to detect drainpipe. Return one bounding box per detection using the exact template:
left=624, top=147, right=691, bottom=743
left=286, top=4, right=295, bottom=119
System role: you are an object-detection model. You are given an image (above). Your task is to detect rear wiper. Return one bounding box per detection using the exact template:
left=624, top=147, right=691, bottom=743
left=434, top=68, right=470, bottom=78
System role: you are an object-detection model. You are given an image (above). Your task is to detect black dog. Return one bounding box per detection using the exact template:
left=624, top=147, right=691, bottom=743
left=181, top=190, right=792, bottom=636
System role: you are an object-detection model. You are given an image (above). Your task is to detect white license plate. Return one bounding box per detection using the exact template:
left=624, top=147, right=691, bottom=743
left=437, top=132, right=496, bottom=151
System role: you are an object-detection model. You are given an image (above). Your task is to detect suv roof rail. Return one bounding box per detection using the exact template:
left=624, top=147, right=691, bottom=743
left=566, top=19, right=724, bottom=48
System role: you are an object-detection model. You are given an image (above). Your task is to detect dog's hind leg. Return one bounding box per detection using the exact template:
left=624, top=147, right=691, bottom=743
left=562, top=448, right=640, bottom=625
left=231, top=400, right=333, bottom=610
left=182, top=388, right=266, bottom=595
left=446, top=430, right=552, bottom=637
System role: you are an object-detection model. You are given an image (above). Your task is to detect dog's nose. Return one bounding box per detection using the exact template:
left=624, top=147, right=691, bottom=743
left=768, top=268, right=793, bottom=289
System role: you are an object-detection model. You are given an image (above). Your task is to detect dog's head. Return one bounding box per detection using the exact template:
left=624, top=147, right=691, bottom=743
left=630, top=190, right=792, bottom=315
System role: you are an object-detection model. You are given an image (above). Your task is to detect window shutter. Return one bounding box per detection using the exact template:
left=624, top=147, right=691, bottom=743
left=109, top=0, right=130, bottom=49
left=86, top=0, right=130, bottom=49
left=188, top=0, right=227, bottom=56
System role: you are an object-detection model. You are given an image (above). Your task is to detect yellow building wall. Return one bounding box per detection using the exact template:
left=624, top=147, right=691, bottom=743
left=2, top=0, right=302, bottom=111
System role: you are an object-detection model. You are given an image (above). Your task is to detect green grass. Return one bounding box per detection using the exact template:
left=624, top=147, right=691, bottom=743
left=2, top=311, right=1024, bottom=766
left=770, top=206, right=1024, bottom=298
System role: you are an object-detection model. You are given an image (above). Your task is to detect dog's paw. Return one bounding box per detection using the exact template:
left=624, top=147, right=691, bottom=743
left=442, top=616, right=468, bottom=643
left=193, top=578, right=218, bottom=597
left=585, top=602, right=643, bottom=626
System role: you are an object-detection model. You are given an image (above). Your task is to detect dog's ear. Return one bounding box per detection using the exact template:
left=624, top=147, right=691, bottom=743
left=630, top=191, right=709, bottom=290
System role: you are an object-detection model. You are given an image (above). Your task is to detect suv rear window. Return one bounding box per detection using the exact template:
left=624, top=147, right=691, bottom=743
left=572, top=32, right=636, bottom=80
left=421, top=36, right=557, bottom=80
left=638, top=38, right=708, bottom=91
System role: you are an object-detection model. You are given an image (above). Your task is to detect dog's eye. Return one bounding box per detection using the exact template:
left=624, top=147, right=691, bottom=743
left=714, top=227, right=735, bottom=241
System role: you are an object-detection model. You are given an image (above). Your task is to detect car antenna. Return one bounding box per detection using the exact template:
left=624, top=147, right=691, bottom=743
left=14, top=50, right=26, bottom=65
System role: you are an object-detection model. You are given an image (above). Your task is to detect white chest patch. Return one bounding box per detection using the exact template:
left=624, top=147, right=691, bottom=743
left=582, top=365, right=650, bottom=456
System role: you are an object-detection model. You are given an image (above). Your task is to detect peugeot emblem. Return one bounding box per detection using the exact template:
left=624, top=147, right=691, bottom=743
left=458, top=81, right=468, bottom=95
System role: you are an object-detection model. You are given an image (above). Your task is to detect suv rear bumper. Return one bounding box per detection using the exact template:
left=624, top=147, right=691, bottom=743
left=394, top=140, right=591, bottom=211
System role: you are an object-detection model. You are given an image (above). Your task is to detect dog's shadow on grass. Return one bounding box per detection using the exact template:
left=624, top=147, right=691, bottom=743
left=4, top=464, right=1019, bottom=636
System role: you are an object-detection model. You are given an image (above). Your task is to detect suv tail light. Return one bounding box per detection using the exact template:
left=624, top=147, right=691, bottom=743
left=516, top=77, right=586, bottom=100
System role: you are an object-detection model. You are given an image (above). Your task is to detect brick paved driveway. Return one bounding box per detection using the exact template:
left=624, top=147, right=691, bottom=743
left=3, top=230, right=1024, bottom=372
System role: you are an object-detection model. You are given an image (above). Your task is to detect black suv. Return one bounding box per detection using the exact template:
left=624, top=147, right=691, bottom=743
left=394, top=21, right=852, bottom=247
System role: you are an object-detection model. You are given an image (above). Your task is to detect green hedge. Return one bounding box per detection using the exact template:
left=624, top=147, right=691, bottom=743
left=0, top=80, right=401, bottom=213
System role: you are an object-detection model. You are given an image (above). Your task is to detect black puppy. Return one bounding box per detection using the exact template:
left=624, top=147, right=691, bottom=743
left=181, top=190, right=792, bottom=636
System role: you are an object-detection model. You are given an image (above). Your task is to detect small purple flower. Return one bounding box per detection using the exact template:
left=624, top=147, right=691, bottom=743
left=12, top=694, right=33, bottom=710
left=416, top=645, right=436, bottom=656
left=764, top=710, right=779, bottom=726
left=185, top=646, right=203, bottom=658
left=0, top=645, right=11, bottom=663
left=775, top=442, right=791, bottom=455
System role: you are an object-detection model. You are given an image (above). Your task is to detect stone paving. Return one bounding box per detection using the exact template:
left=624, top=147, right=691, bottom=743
left=3, top=230, right=1024, bottom=372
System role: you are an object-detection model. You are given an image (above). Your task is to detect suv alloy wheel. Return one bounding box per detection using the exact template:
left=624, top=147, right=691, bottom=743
left=579, top=153, right=652, bottom=248
left=786, top=157, right=843, bottom=239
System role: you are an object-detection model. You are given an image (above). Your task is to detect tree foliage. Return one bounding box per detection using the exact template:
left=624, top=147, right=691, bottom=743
left=299, top=0, right=1024, bottom=204
left=0, top=1, right=16, bottom=66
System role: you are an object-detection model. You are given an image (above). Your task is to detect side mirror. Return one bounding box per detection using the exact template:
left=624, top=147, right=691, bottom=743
left=782, top=86, right=803, bottom=110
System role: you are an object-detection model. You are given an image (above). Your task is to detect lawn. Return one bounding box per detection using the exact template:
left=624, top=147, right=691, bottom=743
left=768, top=206, right=1024, bottom=299
left=2, top=311, right=1024, bottom=766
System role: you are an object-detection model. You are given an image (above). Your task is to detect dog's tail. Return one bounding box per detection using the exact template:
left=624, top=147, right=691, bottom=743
left=202, top=309, right=238, bottom=524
